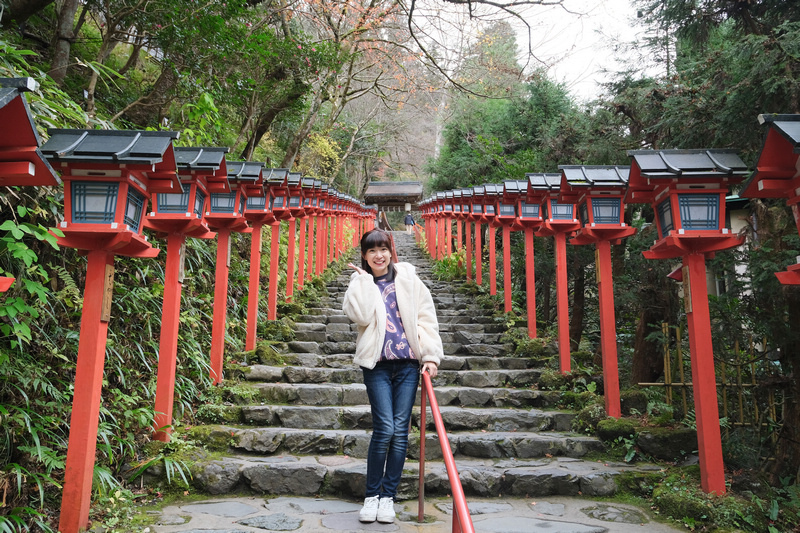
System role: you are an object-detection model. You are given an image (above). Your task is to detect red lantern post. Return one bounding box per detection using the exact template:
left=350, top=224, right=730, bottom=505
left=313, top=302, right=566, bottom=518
left=517, top=176, right=548, bottom=339
left=0, top=78, right=61, bottom=293
left=496, top=180, right=527, bottom=314
left=532, top=174, right=581, bottom=373
left=741, top=114, right=800, bottom=283
left=459, top=189, right=474, bottom=281
left=41, top=129, right=180, bottom=533
left=241, top=165, right=278, bottom=351
left=626, top=149, right=749, bottom=494
left=204, top=161, right=254, bottom=384
left=560, top=165, right=636, bottom=419
left=146, top=146, right=229, bottom=440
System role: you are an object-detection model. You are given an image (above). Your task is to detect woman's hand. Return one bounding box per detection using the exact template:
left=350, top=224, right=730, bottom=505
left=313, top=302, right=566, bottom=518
left=421, top=362, right=438, bottom=379
left=347, top=262, right=367, bottom=275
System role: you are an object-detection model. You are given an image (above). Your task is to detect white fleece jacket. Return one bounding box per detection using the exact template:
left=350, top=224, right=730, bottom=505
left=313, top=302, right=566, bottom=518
left=342, top=262, right=443, bottom=370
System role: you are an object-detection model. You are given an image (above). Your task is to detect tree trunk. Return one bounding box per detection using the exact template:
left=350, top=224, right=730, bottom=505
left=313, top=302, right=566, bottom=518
left=569, top=256, right=585, bottom=352
left=123, top=63, right=179, bottom=126
left=770, top=288, right=800, bottom=484
left=280, top=90, right=323, bottom=168
left=241, top=81, right=307, bottom=160
left=49, top=0, right=80, bottom=85
left=630, top=307, right=666, bottom=385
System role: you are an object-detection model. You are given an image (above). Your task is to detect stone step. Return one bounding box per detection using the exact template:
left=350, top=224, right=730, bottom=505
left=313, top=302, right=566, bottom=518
left=240, top=365, right=541, bottom=387
left=190, top=452, right=641, bottom=500
left=193, top=425, right=603, bottom=462
left=231, top=405, right=574, bottom=433
left=243, top=382, right=560, bottom=408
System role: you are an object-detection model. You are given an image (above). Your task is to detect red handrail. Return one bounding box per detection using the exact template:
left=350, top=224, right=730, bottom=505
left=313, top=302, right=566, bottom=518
left=418, top=371, right=475, bottom=533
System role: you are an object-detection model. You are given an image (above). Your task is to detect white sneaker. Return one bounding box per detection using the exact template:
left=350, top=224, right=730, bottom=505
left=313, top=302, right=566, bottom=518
left=359, top=495, right=380, bottom=522
left=376, top=497, right=395, bottom=524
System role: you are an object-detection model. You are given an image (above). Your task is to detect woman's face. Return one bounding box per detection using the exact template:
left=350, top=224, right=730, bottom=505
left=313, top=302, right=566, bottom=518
left=362, top=245, right=391, bottom=277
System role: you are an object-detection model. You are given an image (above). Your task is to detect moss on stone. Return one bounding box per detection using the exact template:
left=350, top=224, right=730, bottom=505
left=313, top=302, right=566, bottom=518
left=596, top=418, right=638, bottom=442
left=572, top=403, right=607, bottom=433
left=620, top=389, right=648, bottom=415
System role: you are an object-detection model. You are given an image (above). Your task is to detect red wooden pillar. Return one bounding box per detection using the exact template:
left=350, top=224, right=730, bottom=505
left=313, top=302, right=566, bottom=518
left=488, top=224, right=497, bottom=295
left=502, top=225, right=512, bottom=313
left=306, top=216, right=315, bottom=282
left=59, top=250, right=114, bottom=533
left=153, top=234, right=186, bottom=440
left=465, top=221, right=473, bottom=281
left=337, top=214, right=344, bottom=258
left=267, top=221, right=281, bottom=320
left=596, top=240, right=621, bottom=418
left=210, top=230, right=232, bottom=383
left=684, top=252, right=726, bottom=494
left=328, top=216, right=335, bottom=264
left=554, top=231, right=570, bottom=373
left=524, top=227, right=537, bottom=338
left=245, top=224, right=263, bottom=350
left=456, top=219, right=463, bottom=268
left=297, top=216, right=307, bottom=291
left=475, top=222, right=482, bottom=285
left=446, top=217, right=452, bottom=256
left=286, top=217, right=297, bottom=301
left=427, top=218, right=435, bottom=256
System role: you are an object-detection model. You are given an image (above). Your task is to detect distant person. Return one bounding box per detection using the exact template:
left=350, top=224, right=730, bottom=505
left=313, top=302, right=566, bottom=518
left=404, top=212, right=415, bottom=233
left=343, top=229, right=442, bottom=524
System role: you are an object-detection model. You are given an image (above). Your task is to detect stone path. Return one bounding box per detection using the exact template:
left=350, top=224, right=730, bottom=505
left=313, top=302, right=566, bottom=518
left=145, top=231, right=682, bottom=532
left=149, top=494, right=682, bottom=532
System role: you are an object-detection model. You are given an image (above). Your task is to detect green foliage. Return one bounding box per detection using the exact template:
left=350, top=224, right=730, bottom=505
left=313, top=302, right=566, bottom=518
left=431, top=249, right=466, bottom=281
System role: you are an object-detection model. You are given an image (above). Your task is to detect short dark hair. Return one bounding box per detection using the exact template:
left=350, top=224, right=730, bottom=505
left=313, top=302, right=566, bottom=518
left=360, top=229, right=396, bottom=279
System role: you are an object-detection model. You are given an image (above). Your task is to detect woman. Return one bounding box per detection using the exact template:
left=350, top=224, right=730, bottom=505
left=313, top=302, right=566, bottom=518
left=342, top=229, right=442, bottom=524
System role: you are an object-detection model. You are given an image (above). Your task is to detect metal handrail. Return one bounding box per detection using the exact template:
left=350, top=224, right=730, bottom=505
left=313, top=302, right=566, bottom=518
left=418, top=371, right=475, bottom=532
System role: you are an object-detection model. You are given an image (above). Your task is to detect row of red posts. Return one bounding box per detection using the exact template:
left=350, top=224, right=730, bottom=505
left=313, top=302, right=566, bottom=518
left=0, top=78, right=376, bottom=533
left=418, top=125, right=800, bottom=498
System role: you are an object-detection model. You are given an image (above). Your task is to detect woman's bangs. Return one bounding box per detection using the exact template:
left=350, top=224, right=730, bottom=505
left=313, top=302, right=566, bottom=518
left=361, top=230, right=392, bottom=252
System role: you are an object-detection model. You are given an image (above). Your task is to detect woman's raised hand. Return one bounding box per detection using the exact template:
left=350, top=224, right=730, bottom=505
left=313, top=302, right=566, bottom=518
left=347, top=263, right=367, bottom=275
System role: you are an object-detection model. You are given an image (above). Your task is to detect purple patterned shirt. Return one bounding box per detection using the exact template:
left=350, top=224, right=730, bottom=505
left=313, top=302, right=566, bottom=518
left=375, top=274, right=415, bottom=361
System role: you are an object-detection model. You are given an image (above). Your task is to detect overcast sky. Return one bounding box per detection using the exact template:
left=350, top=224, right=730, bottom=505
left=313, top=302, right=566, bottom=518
left=515, top=0, right=645, bottom=101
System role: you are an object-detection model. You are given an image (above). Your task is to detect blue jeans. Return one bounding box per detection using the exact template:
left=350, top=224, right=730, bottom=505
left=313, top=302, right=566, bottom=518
left=362, top=359, right=420, bottom=499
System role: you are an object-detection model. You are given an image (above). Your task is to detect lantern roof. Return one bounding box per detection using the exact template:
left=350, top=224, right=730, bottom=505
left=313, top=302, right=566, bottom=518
left=174, top=146, right=228, bottom=173
left=174, top=146, right=230, bottom=191
left=41, top=129, right=181, bottom=192
left=526, top=173, right=562, bottom=201
left=559, top=166, right=630, bottom=202
left=301, top=177, right=316, bottom=189
left=313, top=179, right=322, bottom=189
left=559, top=165, right=629, bottom=188
left=0, top=78, right=60, bottom=187
left=461, top=187, right=473, bottom=198
left=484, top=183, right=502, bottom=197
left=452, top=189, right=462, bottom=199
left=503, top=180, right=526, bottom=196
left=227, top=161, right=264, bottom=183
left=287, top=172, right=302, bottom=187
left=626, top=149, right=749, bottom=203
left=266, top=168, right=290, bottom=185
left=740, top=114, right=800, bottom=199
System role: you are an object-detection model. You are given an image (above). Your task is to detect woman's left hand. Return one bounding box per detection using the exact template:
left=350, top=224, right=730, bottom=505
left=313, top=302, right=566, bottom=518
left=421, top=362, right=438, bottom=379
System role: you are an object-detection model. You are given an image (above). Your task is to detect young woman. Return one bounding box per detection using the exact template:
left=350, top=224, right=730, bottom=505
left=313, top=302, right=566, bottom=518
left=342, top=229, right=442, bottom=524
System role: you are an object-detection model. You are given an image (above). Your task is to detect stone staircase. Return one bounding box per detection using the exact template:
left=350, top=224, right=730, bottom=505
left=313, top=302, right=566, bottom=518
left=188, top=232, right=644, bottom=501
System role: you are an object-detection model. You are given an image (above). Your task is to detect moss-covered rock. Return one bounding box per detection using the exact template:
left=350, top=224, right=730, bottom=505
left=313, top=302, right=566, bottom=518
left=257, top=317, right=296, bottom=342
left=185, top=425, right=237, bottom=452
left=596, top=418, right=638, bottom=442
left=253, top=342, right=287, bottom=365
left=539, top=368, right=568, bottom=391
left=620, top=389, right=648, bottom=415
left=572, top=403, right=607, bottom=433
left=615, top=471, right=664, bottom=497
left=637, top=426, right=697, bottom=461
